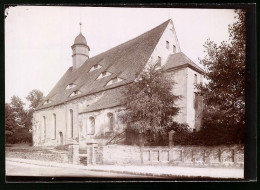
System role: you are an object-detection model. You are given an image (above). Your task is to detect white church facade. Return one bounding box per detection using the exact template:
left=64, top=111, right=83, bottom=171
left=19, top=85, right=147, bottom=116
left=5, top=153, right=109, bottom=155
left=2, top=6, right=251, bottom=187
left=32, top=19, right=204, bottom=146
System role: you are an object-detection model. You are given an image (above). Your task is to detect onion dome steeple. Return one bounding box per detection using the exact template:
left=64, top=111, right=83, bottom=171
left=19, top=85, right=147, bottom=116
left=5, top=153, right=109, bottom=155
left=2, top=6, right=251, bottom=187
left=71, top=22, right=90, bottom=70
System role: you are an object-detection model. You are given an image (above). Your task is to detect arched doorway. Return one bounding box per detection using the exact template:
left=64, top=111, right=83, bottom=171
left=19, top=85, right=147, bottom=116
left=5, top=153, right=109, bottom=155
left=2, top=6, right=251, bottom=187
left=59, top=132, right=63, bottom=145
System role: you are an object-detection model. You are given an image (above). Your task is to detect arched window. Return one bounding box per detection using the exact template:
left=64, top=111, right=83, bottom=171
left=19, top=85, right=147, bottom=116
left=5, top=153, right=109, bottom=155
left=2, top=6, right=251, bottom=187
left=107, top=113, right=115, bottom=132
left=173, top=45, right=176, bottom=53
left=194, top=74, right=198, bottom=85
left=68, top=109, right=73, bottom=138
left=166, top=41, right=169, bottom=49
left=88, top=117, right=95, bottom=135
left=42, top=116, right=46, bottom=139
left=52, top=114, right=56, bottom=140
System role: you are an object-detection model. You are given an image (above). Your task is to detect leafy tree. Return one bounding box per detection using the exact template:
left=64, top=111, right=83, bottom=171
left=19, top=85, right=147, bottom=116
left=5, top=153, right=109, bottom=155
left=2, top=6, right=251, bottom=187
left=120, top=64, right=180, bottom=145
left=5, top=90, right=43, bottom=144
left=9, top=95, right=27, bottom=128
left=25, top=89, right=44, bottom=130
left=197, top=9, right=245, bottom=144
left=26, top=89, right=44, bottom=109
left=5, top=103, right=17, bottom=138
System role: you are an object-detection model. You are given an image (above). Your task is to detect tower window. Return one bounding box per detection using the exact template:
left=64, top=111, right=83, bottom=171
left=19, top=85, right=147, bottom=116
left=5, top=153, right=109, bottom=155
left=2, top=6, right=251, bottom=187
left=194, top=74, right=198, bottom=85
left=166, top=41, right=169, bottom=49
left=173, top=45, right=176, bottom=53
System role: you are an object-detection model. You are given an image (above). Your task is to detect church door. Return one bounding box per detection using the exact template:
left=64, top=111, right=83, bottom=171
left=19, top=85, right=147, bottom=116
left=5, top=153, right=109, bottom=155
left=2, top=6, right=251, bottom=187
left=59, top=132, right=63, bottom=145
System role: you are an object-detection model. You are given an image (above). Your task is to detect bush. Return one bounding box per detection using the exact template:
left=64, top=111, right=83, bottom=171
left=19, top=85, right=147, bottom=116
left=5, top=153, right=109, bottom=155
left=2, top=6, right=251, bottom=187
left=171, top=124, right=244, bottom=146
left=6, top=128, right=32, bottom=144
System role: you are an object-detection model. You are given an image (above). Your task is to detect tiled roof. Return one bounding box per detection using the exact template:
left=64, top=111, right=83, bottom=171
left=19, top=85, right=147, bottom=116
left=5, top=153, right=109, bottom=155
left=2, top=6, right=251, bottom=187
left=36, top=19, right=171, bottom=110
left=79, top=86, right=125, bottom=114
left=79, top=52, right=205, bottom=113
left=163, top=52, right=204, bottom=74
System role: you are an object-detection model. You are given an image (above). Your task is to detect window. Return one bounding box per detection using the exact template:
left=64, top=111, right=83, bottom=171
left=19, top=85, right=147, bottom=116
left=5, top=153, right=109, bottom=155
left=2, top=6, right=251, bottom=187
left=107, top=113, right=115, bottom=131
left=52, top=114, right=56, bottom=140
left=154, top=56, right=162, bottom=71
left=88, top=117, right=95, bottom=135
left=102, top=71, right=106, bottom=77
left=97, top=71, right=112, bottom=80
left=173, top=45, right=176, bottom=53
left=42, top=116, right=46, bottom=140
left=43, top=99, right=51, bottom=105
left=68, top=109, right=73, bottom=138
left=166, top=41, right=169, bottom=49
left=194, top=74, right=198, bottom=85
left=89, top=64, right=102, bottom=72
left=106, top=77, right=123, bottom=86
left=70, top=90, right=81, bottom=97
left=66, top=83, right=76, bottom=90
left=194, top=92, right=198, bottom=109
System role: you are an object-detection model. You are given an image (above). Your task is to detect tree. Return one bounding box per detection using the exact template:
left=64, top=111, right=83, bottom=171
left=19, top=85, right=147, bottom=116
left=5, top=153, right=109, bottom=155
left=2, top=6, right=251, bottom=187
left=9, top=95, right=27, bottom=128
left=197, top=9, right=245, bottom=144
left=120, top=64, right=180, bottom=145
left=26, top=89, right=44, bottom=109
left=5, top=103, right=17, bottom=138
left=5, top=90, right=44, bottom=144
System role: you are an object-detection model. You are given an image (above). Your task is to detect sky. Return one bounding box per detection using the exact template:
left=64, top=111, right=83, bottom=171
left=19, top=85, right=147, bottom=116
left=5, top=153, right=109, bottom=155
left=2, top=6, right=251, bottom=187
left=5, top=6, right=236, bottom=105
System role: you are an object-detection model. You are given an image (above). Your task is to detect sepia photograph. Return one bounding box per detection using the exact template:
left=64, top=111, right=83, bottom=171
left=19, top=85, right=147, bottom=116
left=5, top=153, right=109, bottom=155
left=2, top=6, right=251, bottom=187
left=4, top=5, right=256, bottom=182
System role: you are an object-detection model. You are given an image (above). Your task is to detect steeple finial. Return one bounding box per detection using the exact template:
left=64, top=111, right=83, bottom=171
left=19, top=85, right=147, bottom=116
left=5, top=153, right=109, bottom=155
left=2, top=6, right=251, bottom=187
left=79, top=21, right=82, bottom=33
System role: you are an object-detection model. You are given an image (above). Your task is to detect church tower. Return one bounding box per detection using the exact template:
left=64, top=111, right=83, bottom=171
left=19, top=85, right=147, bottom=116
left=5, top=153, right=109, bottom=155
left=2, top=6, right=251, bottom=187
left=71, top=22, right=90, bottom=70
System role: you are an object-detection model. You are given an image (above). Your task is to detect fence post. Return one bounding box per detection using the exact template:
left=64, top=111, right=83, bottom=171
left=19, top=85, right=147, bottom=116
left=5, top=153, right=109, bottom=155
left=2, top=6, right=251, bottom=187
left=86, top=142, right=98, bottom=165
left=168, top=130, right=175, bottom=147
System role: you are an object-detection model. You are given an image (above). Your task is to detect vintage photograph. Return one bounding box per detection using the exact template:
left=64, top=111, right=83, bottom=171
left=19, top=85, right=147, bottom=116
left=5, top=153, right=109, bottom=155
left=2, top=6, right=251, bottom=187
left=5, top=6, right=250, bottom=181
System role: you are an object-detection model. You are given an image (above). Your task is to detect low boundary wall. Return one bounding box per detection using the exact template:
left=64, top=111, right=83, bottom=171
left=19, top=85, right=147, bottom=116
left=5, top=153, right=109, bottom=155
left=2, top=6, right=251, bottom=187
left=100, top=145, right=244, bottom=168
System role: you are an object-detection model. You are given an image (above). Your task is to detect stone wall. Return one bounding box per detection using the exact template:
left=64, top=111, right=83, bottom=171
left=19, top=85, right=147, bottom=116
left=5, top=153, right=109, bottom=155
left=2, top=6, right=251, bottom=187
left=6, top=151, right=69, bottom=163
left=99, top=145, right=244, bottom=168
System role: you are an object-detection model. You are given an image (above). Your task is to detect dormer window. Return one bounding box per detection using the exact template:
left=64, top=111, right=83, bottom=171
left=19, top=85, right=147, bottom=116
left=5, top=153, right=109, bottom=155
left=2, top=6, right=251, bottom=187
left=70, top=90, right=81, bottom=97
left=166, top=41, right=169, bottom=49
left=43, top=99, right=52, bottom=105
left=106, top=77, right=123, bottom=86
left=97, top=71, right=112, bottom=80
left=89, top=64, right=102, bottom=72
left=66, top=83, right=76, bottom=90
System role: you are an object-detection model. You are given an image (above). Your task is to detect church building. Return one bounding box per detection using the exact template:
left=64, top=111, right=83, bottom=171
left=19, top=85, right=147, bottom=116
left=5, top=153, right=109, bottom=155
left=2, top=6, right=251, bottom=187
left=32, top=19, right=204, bottom=146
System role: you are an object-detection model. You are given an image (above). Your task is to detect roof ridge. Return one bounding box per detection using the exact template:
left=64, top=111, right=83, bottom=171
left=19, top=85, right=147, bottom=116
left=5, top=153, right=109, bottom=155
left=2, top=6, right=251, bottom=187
left=81, top=19, right=171, bottom=65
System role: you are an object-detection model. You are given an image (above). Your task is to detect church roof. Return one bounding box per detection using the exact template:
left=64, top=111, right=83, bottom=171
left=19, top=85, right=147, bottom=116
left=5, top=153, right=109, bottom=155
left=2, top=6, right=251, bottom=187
left=74, top=33, right=88, bottom=46
left=164, top=52, right=204, bottom=74
left=79, top=53, right=204, bottom=114
left=36, top=19, right=171, bottom=110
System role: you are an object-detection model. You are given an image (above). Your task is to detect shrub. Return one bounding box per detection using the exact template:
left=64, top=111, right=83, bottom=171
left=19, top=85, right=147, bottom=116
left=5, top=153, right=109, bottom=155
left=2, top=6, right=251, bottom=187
left=6, top=128, right=32, bottom=144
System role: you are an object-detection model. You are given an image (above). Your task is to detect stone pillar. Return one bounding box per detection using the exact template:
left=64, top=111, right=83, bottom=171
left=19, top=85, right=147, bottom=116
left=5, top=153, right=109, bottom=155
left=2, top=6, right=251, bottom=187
left=86, top=142, right=98, bottom=165
left=68, top=143, right=79, bottom=164
left=168, top=130, right=175, bottom=147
